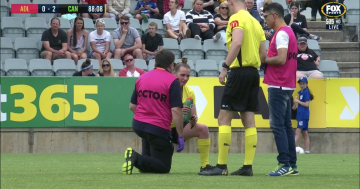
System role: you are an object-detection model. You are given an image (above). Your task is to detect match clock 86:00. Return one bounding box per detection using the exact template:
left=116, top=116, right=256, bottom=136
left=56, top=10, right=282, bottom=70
left=88, top=5, right=104, bottom=13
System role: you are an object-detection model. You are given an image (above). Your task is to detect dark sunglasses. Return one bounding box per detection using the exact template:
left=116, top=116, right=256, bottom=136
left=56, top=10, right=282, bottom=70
left=221, top=7, right=228, bottom=10
left=120, top=22, right=129, bottom=25
left=102, top=64, right=110, bottom=68
left=124, top=58, right=133, bottom=63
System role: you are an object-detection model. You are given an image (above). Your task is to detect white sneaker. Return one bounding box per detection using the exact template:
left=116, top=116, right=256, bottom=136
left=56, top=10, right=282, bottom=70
left=194, top=35, right=201, bottom=40
left=213, top=32, right=221, bottom=42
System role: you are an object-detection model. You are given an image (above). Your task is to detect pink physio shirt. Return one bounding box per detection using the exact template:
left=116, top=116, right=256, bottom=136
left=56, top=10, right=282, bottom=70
left=263, top=26, right=298, bottom=89
left=133, top=68, right=177, bottom=131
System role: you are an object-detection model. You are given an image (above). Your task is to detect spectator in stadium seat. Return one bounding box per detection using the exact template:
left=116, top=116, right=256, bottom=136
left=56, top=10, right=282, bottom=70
left=245, top=0, right=263, bottom=24
left=214, top=1, right=229, bottom=45
left=285, top=2, right=321, bottom=41
left=73, top=58, right=96, bottom=76
left=113, top=16, right=143, bottom=60
left=108, top=0, right=133, bottom=20
left=134, top=0, right=162, bottom=23
left=185, top=0, right=221, bottom=41
left=67, top=17, right=88, bottom=65
left=203, top=0, right=221, bottom=15
left=153, top=0, right=184, bottom=19
left=296, top=37, right=323, bottom=78
left=98, top=59, right=118, bottom=76
left=163, top=0, right=191, bottom=43
left=260, top=0, right=274, bottom=40
left=141, top=22, right=164, bottom=61
left=89, top=19, right=113, bottom=65
left=40, top=17, right=71, bottom=62
left=119, top=54, right=146, bottom=77
left=256, top=0, right=264, bottom=12
left=82, top=0, right=111, bottom=19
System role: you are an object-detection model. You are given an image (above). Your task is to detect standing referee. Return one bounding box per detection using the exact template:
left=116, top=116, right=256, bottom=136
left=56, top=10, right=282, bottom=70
left=200, top=0, right=267, bottom=176
left=122, top=50, right=185, bottom=174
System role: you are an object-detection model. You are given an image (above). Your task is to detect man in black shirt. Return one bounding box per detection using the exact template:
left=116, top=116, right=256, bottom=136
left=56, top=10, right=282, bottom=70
left=296, top=37, right=323, bottom=78
left=40, top=18, right=71, bottom=63
left=141, top=22, right=164, bottom=61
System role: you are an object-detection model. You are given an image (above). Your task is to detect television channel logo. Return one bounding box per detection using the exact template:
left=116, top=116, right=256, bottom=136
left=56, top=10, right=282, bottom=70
left=321, top=2, right=347, bottom=30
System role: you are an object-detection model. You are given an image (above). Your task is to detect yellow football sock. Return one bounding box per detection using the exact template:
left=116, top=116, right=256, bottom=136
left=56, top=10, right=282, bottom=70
left=244, top=127, right=257, bottom=165
left=218, top=125, right=231, bottom=165
left=197, top=138, right=210, bottom=168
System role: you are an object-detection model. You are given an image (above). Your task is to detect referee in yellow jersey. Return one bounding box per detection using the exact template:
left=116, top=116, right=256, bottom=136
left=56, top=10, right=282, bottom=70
left=199, top=0, right=267, bottom=176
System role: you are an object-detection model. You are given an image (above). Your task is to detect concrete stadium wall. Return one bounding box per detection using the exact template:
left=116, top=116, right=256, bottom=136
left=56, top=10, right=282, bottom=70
left=1, top=128, right=359, bottom=154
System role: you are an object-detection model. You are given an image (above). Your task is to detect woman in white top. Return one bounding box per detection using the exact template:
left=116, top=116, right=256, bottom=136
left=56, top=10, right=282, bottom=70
left=163, top=0, right=191, bottom=43
left=67, top=17, right=88, bottom=65
left=89, top=19, right=113, bottom=65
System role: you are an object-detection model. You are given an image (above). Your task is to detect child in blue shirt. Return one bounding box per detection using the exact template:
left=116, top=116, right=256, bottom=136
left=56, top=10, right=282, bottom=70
left=292, top=77, right=314, bottom=154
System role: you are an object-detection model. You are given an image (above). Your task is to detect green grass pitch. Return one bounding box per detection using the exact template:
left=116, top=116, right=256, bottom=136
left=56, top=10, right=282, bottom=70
left=1, top=153, right=359, bottom=189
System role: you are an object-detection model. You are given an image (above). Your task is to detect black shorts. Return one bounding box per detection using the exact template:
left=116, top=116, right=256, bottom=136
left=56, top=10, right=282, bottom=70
left=221, top=67, right=260, bottom=112
left=171, top=122, right=188, bottom=144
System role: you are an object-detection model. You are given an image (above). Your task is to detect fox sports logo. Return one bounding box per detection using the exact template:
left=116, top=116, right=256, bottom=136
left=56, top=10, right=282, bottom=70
left=321, top=2, right=347, bottom=17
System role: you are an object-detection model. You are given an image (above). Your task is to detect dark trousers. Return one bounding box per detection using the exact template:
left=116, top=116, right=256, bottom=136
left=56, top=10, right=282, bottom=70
left=311, top=0, right=330, bottom=17
left=268, top=88, right=297, bottom=168
left=291, top=23, right=310, bottom=38
left=188, top=23, right=215, bottom=40
left=134, top=129, right=174, bottom=173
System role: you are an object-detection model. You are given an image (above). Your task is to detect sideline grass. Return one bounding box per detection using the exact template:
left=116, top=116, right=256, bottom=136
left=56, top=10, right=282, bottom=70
left=1, top=153, right=359, bottom=189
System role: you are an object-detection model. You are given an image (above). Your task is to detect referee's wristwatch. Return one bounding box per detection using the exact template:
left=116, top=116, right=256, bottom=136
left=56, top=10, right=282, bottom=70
left=222, top=62, right=230, bottom=70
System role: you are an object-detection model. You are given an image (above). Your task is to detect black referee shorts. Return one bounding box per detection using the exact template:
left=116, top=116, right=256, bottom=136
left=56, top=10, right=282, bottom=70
left=171, top=122, right=188, bottom=144
left=220, top=67, right=260, bottom=112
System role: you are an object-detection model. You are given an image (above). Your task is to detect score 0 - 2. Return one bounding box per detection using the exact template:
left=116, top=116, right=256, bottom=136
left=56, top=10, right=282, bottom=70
left=38, top=4, right=58, bottom=13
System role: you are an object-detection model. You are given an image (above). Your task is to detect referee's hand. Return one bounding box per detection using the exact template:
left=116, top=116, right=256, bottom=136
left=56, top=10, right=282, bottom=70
left=219, top=69, right=227, bottom=85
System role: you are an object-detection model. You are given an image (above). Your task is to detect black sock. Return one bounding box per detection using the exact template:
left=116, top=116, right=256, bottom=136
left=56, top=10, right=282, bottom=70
left=243, top=165, right=252, bottom=169
left=216, top=164, right=227, bottom=169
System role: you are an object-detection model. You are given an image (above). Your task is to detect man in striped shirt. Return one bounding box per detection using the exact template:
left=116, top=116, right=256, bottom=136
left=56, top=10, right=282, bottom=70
left=185, top=0, right=221, bottom=41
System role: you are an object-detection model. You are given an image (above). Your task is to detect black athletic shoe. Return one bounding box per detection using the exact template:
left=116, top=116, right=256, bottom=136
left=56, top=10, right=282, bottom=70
left=231, top=166, right=253, bottom=176
left=198, top=165, right=228, bottom=176
left=122, top=147, right=137, bottom=175
left=198, top=164, right=215, bottom=174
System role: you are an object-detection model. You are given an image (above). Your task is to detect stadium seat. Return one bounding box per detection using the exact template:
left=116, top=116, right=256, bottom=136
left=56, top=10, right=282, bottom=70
left=134, top=59, right=148, bottom=72
left=141, top=19, right=165, bottom=37
left=0, top=37, right=15, bottom=65
left=218, top=60, right=224, bottom=72
left=180, top=38, right=204, bottom=63
left=0, top=0, right=9, bottom=18
left=182, top=0, right=192, bottom=13
left=344, top=1, right=360, bottom=25
left=48, top=17, right=71, bottom=31
left=4, top=59, right=29, bottom=76
left=25, top=17, right=48, bottom=40
left=175, top=58, right=196, bottom=76
left=108, top=59, right=123, bottom=74
left=203, top=39, right=227, bottom=64
left=9, top=0, right=32, bottom=22
left=195, top=60, right=219, bottom=77
left=83, top=18, right=95, bottom=33
left=130, top=18, right=143, bottom=35
left=307, top=39, right=321, bottom=57
left=29, top=59, right=54, bottom=76
left=0, top=62, right=5, bottom=76
left=14, top=37, right=39, bottom=63
left=317, top=60, right=340, bottom=78
left=1, top=17, right=25, bottom=42
left=129, top=0, right=138, bottom=15
left=148, top=59, right=155, bottom=70
left=110, top=38, right=116, bottom=52
left=77, top=59, right=100, bottom=74
left=101, top=18, right=118, bottom=32
left=272, top=0, right=289, bottom=16
left=163, top=38, right=182, bottom=59
left=53, top=59, right=77, bottom=76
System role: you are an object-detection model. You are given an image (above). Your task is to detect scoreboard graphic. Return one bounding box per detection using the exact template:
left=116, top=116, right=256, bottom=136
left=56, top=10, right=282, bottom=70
left=11, top=4, right=106, bottom=14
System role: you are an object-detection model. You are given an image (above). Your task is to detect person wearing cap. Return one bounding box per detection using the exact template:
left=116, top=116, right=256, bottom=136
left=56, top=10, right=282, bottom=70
left=292, top=77, right=314, bottom=154
left=122, top=49, right=185, bottom=175
left=296, top=37, right=323, bottom=78
left=89, top=19, right=113, bottom=66
left=73, top=58, right=96, bottom=76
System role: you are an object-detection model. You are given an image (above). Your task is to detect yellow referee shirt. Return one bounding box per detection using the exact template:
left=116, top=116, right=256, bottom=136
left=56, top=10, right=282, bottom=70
left=170, top=85, right=196, bottom=129
left=226, top=10, right=266, bottom=69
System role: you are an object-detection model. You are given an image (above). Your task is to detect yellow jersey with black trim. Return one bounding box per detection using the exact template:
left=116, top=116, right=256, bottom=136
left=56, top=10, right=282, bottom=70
left=226, top=10, right=266, bottom=69
left=170, top=85, right=196, bottom=129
